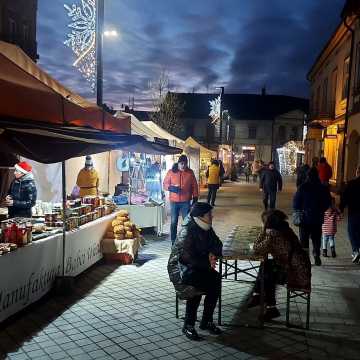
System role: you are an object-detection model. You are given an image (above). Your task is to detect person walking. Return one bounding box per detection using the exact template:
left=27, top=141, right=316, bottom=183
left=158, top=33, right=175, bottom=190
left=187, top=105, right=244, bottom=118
left=317, top=157, right=332, bottom=186
left=259, top=161, right=282, bottom=210
left=293, top=168, right=332, bottom=266
left=163, top=154, right=199, bottom=245
left=340, top=166, right=360, bottom=263
left=322, top=197, right=341, bottom=258
left=244, top=162, right=252, bottom=183
left=252, top=160, right=261, bottom=183
left=2, top=161, right=37, bottom=218
left=206, top=159, right=221, bottom=206
left=167, top=202, right=222, bottom=340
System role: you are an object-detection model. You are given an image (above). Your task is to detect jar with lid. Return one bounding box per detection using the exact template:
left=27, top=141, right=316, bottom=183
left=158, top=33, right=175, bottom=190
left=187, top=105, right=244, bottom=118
left=26, top=221, right=33, bottom=243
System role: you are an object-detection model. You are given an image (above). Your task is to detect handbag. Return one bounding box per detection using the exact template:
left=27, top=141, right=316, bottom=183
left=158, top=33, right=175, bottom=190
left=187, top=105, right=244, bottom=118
left=292, top=209, right=304, bottom=226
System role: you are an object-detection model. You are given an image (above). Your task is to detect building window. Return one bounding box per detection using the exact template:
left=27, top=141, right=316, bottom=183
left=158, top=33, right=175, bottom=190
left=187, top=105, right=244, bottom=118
left=355, top=42, right=360, bottom=94
left=8, top=18, right=17, bottom=43
left=322, top=78, right=328, bottom=113
left=278, top=125, right=286, bottom=143
left=290, top=126, right=298, bottom=140
left=248, top=126, right=257, bottom=139
left=23, top=24, right=30, bottom=45
left=342, top=57, right=350, bottom=100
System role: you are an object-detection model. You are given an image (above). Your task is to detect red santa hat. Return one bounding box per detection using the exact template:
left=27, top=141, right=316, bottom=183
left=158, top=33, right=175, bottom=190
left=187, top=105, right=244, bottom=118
left=14, top=161, right=32, bottom=175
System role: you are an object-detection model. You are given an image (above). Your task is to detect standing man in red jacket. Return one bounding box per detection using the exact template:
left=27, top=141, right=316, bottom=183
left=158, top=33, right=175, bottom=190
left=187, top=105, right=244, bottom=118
left=317, top=157, right=332, bottom=186
left=163, top=155, right=199, bottom=244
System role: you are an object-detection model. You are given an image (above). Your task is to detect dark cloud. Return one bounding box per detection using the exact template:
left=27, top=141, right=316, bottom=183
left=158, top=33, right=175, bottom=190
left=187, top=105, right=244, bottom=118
left=37, top=0, right=346, bottom=110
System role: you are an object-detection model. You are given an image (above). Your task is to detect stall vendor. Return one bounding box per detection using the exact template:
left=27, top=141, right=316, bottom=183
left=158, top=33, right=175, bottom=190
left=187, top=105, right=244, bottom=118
left=76, top=155, right=99, bottom=197
left=3, top=161, right=37, bottom=218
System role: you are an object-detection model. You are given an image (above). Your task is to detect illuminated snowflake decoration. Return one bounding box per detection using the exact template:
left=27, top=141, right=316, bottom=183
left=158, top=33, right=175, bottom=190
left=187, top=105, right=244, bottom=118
left=64, top=0, right=96, bottom=91
left=209, top=95, right=221, bottom=124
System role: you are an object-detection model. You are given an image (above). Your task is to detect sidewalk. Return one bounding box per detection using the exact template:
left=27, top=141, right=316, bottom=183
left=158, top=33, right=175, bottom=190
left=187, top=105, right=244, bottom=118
left=1, top=181, right=360, bottom=360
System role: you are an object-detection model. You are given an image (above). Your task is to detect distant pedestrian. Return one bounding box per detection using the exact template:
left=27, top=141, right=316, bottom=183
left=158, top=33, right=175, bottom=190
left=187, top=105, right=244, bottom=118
left=340, top=165, right=360, bottom=263
left=244, top=162, right=252, bottom=183
left=168, top=202, right=223, bottom=340
left=259, top=161, right=282, bottom=210
left=206, top=159, right=221, bottom=206
left=163, top=155, right=199, bottom=245
left=322, top=197, right=341, bottom=258
left=317, top=157, right=332, bottom=186
left=252, top=160, right=261, bottom=183
left=293, top=168, right=332, bottom=266
left=296, top=163, right=310, bottom=188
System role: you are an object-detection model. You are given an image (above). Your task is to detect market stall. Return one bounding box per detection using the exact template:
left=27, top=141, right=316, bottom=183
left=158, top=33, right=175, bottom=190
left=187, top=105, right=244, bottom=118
left=218, top=144, right=233, bottom=179
left=0, top=41, right=181, bottom=322
left=185, top=137, right=217, bottom=187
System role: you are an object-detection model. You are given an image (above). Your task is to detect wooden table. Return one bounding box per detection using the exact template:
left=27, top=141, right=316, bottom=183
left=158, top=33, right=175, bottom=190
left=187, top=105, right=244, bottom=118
left=218, top=225, right=265, bottom=327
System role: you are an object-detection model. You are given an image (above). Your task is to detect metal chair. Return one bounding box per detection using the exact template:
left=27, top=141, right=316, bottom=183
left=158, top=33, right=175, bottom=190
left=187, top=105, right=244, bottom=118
left=286, top=287, right=311, bottom=330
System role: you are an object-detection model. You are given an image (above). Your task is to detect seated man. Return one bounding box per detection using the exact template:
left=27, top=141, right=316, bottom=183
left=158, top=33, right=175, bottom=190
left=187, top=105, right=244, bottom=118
left=167, top=202, right=223, bottom=340
left=248, top=210, right=311, bottom=320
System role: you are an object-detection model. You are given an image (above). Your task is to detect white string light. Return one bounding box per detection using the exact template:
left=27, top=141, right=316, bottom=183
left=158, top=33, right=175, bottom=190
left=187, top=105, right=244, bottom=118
left=209, top=95, right=221, bottom=124
left=64, top=0, right=96, bottom=91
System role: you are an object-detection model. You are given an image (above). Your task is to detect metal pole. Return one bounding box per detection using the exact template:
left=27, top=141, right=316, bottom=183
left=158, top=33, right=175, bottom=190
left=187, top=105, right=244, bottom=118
left=61, top=161, right=66, bottom=277
left=340, top=17, right=355, bottom=184
left=96, top=0, right=104, bottom=107
left=219, top=87, right=224, bottom=145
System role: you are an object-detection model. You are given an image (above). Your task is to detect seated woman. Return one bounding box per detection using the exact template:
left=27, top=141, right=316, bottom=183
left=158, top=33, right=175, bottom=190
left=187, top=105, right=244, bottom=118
left=167, top=202, right=223, bottom=340
left=249, top=209, right=311, bottom=320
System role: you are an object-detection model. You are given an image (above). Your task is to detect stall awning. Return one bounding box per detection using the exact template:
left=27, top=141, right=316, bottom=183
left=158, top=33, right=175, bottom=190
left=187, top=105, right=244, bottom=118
left=142, top=121, right=185, bottom=148
left=0, top=118, right=182, bottom=163
left=0, top=41, right=130, bottom=133
left=185, top=137, right=217, bottom=158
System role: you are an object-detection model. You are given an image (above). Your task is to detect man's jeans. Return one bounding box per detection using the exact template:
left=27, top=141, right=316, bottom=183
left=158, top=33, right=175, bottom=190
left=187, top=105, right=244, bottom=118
left=263, top=191, right=277, bottom=210
left=170, top=201, right=191, bottom=244
left=348, top=213, right=360, bottom=254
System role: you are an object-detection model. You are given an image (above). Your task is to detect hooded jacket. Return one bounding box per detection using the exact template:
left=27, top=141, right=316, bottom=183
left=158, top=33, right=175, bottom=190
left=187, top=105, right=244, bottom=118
left=163, top=164, right=199, bottom=202
left=76, top=168, right=99, bottom=197
left=8, top=173, right=37, bottom=218
left=167, top=215, right=222, bottom=299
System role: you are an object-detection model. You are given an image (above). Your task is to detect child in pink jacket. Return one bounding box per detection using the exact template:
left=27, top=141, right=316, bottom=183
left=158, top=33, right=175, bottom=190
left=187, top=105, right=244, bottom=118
left=322, top=197, right=341, bottom=258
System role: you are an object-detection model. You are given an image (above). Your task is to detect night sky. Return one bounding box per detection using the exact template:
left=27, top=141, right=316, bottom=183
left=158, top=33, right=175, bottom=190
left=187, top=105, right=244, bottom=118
left=37, top=0, right=345, bottom=110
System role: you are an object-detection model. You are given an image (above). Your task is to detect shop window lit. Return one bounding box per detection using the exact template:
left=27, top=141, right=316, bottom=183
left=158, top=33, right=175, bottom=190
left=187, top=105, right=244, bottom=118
left=342, top=57, right=350, bottom=100
left=248, top=126, right=257, bottom=139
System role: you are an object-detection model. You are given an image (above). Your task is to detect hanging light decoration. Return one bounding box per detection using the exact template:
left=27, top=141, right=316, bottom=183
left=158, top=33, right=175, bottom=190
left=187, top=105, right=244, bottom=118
left=209, top=95, right=221, bottom=124
left=64, top=0, right=96, bottom=91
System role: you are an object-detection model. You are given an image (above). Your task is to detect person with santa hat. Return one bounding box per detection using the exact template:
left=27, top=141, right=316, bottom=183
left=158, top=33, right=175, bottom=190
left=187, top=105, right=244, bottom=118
left=3, top=161, right=37, bottom=218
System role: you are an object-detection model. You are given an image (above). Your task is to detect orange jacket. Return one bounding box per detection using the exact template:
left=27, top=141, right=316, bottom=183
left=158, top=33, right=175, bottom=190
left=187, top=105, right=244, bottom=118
left=163, top=167, right=199, bottom=202
left=317, top=163, right=332, bottom=183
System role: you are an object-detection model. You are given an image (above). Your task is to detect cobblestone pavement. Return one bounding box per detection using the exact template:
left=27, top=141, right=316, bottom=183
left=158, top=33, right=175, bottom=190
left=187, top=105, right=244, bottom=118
left=1, top=179, right=360, bottom=360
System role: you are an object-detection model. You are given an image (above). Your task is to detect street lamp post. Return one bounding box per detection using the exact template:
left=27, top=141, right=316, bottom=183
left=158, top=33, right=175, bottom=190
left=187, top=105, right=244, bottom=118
left=96, top=0, right=104, bottom=108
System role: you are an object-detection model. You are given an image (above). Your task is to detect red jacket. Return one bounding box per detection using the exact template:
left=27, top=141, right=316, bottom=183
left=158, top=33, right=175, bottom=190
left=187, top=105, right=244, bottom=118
left=163, top=167, right=199, bottom=202
left=317, top=163, right=332, bottom=182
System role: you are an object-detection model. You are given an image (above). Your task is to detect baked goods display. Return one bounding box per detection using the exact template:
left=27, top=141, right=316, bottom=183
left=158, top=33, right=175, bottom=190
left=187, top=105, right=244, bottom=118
left=101, top=210, right=143, bottom=264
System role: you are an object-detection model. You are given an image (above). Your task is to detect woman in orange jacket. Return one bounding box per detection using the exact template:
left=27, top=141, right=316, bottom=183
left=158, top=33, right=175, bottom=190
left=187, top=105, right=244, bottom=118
left=163, top=155, right=199, bottom=244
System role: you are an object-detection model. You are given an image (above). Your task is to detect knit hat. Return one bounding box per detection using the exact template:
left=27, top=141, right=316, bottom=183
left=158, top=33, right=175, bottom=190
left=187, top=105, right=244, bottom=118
left=14, top=161, right=32, bottom=175
left=85, top=155, right=93, bottom=168
left=190, top=202, right=213, bottom=218
left=178, top=154, right=188, bottom=164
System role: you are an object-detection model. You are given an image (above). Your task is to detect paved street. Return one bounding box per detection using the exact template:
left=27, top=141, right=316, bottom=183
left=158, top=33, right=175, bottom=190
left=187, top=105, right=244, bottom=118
left=1, top=179, right=360, bottom=360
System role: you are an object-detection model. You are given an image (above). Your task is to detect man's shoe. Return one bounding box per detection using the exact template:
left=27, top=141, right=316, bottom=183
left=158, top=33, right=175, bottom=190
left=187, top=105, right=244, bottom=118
left=314, top=256, right=322, bottom=266
left=247, top=294, right=260, bottom=308
left=263, top=307, right=281, bottom=321
left=331, top=247, right=336, bottom=258
left=182, top=325, right=201, bottom=341
left=352, top=252, right=360, bottom=263
left=322, top=249, right=328, bottom=257
left=199, top=321, right=222, bottom=335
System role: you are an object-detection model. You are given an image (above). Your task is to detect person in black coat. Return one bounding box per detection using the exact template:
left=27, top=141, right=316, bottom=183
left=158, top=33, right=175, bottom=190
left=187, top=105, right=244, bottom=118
left=167, top=202, right=222, bottom=340
left=293, top=167, right=331, bottom=266
left=260, top=162, right=283, bottom=210
left=3, top=162, right=37, bottom=218
left=340, top=166, right=360, bottom=263
left=296, top=163, right=310, bottom=188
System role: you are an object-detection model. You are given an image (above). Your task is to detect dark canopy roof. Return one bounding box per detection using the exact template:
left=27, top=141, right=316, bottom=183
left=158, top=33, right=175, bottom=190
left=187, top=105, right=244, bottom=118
left=0, top=118, right=181, bottom=164
left=173, top=93, right=309, bottom=120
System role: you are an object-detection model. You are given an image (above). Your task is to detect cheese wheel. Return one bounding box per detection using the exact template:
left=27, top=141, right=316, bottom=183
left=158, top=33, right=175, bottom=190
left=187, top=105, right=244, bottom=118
left=125, top=231, right=133, bottom=239
left=118, top=210, right=129, bottom=216
left=116, top=216, right=128, bottom=223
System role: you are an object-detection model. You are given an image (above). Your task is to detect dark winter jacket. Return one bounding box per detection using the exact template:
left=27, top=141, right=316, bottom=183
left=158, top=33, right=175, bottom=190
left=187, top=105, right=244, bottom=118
left=340, top=176, right=360, bottom=216
left=167, top=215, right=222, bottom=299
left=7, top=173, right=37, bottom=218
left=293, top=180, right=331, bottom=225
left=260, top=168, right=283, bottom=192
left=296, top=164, right=310, bottom=188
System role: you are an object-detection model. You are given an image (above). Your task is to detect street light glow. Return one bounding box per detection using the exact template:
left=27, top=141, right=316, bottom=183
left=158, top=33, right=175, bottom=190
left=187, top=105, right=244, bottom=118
left=104, top=30, right=118, bottom=37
